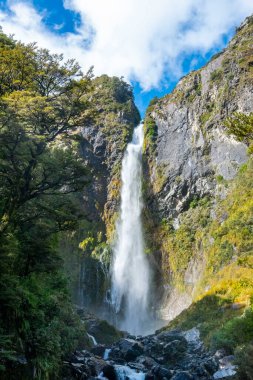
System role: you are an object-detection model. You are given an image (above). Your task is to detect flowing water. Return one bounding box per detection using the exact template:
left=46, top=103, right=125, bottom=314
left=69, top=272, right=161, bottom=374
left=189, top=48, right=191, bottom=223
left=114, top=365, right=145, bottom=380
left=111, top=124, right=151, bottom=335
left=87, top=333, right=98, bottom=346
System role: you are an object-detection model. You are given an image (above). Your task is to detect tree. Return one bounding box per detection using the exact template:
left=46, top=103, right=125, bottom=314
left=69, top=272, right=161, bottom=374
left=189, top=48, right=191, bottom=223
left=0, top=31, right=93, bottom=378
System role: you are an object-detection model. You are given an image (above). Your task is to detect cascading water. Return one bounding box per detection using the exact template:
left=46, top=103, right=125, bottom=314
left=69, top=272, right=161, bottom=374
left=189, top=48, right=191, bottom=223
left=111, top=123, right=151, bottom=335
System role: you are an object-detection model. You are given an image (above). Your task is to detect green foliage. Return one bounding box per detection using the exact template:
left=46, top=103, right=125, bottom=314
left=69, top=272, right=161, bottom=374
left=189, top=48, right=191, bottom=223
left=0, top=31, right=94, bottom=378
left=225, top=112, right=253, bottom=153
left=0, top=330, right=16, bottom=371
left=91, top=74, right=140, bottom=131
left=216, top=174, right=225, bottom=184
left=143, top=99, right=158, bottom=153
left=145, top=116, right=157, bottom=141
left=210, top=68, right=223, bottom=82
left=199, top=111, right=212, bottom=126
left=166, top=259, right=253, bottom=351
left=236, top=341, right=253, bottom=380
left=189, top=198, right=198, bottom=208
left=204, top=159, right=253, bottom=277
left=162, top=158, right=253, bottom=376
left=159, top=197, right=211, bottom=287
left=212, top=306, right=253, bottom=352
left=159, top=158, right=253, bottom=290
left=93, top=74, right=133, bottom=104
left=185, top=75, right=202, bottom=102
left=0, top=27, right=15, bottom=49
left=151, top=164, right=167, bottom=194
left=79, top=236, right=96, bottom=252
left=85, top=319, right=123, bottom=345
left=148, top=96, right=159, bottom=107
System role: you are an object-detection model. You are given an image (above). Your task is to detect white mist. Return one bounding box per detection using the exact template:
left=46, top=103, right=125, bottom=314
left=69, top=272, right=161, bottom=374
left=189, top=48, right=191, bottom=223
left=111, top=123, right=150, bottom=335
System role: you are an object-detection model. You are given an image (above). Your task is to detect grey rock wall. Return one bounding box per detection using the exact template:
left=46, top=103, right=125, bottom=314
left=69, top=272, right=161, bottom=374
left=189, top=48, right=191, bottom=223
left=145, top=16, right=253, bottom=221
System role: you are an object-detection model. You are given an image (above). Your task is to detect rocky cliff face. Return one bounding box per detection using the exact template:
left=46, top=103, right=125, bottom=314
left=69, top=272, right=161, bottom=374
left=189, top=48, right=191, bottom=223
left=60, top=75, right=140, bottom=309
left=143, top=16, right=253, bottom=319
left=80, top=75, right=140, bottom=233
left=144, top=16, right=252, bottom=222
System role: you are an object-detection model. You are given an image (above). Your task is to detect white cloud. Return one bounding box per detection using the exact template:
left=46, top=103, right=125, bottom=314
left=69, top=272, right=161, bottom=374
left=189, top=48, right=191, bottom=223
left=0, top=0, right=253, bottom=90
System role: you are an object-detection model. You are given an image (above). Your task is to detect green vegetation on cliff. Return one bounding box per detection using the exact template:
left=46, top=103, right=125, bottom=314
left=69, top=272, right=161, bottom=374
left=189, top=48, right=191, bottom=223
left=142, top=17, right=253, bottom=374
left=162, top=118, right=253, bottom=378
left=143, top=97, right=158, bottom=154
left=225, top=112, right=253, bottom=154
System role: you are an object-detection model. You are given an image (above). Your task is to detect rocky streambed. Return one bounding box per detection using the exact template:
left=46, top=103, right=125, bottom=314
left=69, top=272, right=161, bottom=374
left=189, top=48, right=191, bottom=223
left=62, top=323, right=237, bottom=380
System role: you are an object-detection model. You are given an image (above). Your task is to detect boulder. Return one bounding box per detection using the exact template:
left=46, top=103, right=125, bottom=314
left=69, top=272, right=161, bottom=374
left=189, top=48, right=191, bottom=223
left=145, top=373, right=155, bottom=380
left=137, top=355, right=159, bottom=370
left=163, top=339, right=187, bottom=361
left=170, top=372, right=193, bottom=380
left=86, top=356, right=107, bottom=375
left=118, top=338, right=144, bottom=361
left=128, top=361, right=146, bottom=372
left=90, top=344, right=106, bottom=357
left=152, top=364, right=173, bottom=379
left=70, top=362, right=91, bottom=379
left=69, top=354, right=85, bottom=364
left=156, top=330, right=184, bottom=343
left=100, top=364, right=117, bottom=380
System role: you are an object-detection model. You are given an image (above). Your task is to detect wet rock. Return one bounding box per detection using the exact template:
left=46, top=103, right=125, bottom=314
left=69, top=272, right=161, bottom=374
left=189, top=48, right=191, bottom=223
left=212, top=355, right=237, bottom=379
left=145, top=373, right=155, bottom=380
left=90, top=344, right=106, bottom=357
left=137, top=355, right=159, bottom=370
left=86, top=318, right=123, bottom=345
left=156, top=330, right=184, bottom=343
left=65, top=326, right=228, bottom=380
left=202, top=357, right=219, bottom=374
left=86, top=356, right=107, bottom=375
left=152, top=364, right=173, bottom=379
left=183, top=328, right=202, bottom=351
left=214, top=349, right=227, bottom=360
left=118, top=338, right=144, bottom=361
left=69, top=354, right=85, bottom=364
left=128, top=361, right=146, bottom=372
left=144, top=340, right=163, bottom=358
left=219, top=355, right=235, bottom=368
left=100, top=364, right=117, bottom=380
left=115, top=364, right=146, bottom=379
left=213, top=366, right=237, bottom=379
left=70, top=362, right=91, bottom=379
left=127, top=334, right=137, bottom=340
left=143, top=332, right=187, bottom=364
left=108, top=347, right=123, bottom=361
left=81, top=350, right=93, bottom=358
left=170, top=372, right=193, bottom=380
left=163, top=339, right=188, bottom=360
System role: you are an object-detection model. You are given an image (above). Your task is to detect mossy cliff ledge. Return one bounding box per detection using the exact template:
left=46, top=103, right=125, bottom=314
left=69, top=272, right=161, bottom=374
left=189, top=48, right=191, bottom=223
left=143, top=16, right=253, bottom=319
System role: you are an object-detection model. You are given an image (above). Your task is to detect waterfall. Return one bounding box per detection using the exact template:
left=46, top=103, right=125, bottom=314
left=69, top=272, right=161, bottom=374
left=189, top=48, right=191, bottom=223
left=87, top=333, right=98, bottom=346
left=111, top=123, right=150, bottom=335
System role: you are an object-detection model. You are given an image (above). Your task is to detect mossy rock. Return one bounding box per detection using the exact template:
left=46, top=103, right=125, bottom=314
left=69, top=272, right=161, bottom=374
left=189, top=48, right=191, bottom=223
left=86, top=319, right=123, bottom=345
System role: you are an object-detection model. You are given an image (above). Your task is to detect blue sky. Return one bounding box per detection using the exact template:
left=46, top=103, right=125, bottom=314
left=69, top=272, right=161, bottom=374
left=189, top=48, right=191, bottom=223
left=0, top=0, right=253, bottom=116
